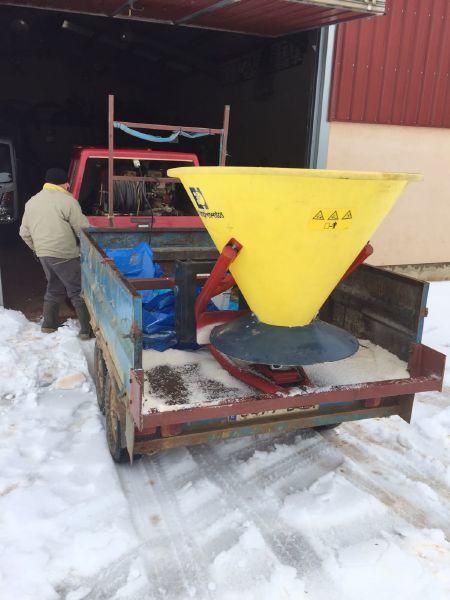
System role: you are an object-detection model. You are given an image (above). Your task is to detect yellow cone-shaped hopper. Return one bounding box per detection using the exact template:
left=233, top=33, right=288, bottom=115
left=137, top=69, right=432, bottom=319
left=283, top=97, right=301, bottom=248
left=169, top=167, right=420, bottom=327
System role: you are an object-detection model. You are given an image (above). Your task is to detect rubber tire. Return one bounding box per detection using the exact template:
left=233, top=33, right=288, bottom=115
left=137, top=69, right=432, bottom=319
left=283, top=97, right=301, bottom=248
left=104, top=373, right=130, bottom=463
left=94, top=342, right=107, bottom=414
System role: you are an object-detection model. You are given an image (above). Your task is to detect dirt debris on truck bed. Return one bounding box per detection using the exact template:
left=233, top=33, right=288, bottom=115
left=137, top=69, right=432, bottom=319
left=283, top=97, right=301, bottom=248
left=142, top=348, right=252, bottom=412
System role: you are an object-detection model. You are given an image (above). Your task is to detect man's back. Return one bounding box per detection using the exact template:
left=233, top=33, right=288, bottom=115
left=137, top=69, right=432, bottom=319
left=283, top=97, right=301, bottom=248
left=20, top=184, right=89, bottom=259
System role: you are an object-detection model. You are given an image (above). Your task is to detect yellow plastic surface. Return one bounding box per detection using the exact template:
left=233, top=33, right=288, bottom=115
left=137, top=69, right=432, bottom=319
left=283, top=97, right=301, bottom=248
left=169, top=167, right=420, bottom=327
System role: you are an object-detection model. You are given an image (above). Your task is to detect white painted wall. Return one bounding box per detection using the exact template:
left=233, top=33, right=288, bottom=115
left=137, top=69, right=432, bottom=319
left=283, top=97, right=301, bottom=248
left=327, top=122, right=450, bottom=266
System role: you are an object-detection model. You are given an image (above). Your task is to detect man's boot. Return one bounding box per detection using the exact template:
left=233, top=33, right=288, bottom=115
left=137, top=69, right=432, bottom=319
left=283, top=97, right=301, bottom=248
left=75, top=302, right=92, bottom=341
left=41, top=301, right=59, bottom=333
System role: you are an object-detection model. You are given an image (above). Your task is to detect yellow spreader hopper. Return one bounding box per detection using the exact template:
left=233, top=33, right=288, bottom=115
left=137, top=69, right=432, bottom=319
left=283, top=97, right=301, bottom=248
left=169, top=167, right=420, bottom=366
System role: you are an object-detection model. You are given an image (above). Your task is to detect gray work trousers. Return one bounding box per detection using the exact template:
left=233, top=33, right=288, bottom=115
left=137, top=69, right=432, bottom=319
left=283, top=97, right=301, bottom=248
left=39, top=256, right=83, bottom=308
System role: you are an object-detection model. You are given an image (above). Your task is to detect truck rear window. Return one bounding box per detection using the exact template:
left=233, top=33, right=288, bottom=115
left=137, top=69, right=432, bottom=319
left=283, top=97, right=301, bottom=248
left=78, top=157, right=196, bottom=217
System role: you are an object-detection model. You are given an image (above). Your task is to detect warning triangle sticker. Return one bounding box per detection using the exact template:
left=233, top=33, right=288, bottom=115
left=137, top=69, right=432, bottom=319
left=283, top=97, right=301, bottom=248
left=312, top=210, right=324, bottom=220
left=328, top=211, right=339, bottom=221
left=342, top=210, right=353, bottom=220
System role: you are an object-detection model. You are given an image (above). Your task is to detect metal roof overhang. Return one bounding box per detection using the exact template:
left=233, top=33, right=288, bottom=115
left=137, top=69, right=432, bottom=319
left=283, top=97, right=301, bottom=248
left=2, top=0, right=386, bottom=36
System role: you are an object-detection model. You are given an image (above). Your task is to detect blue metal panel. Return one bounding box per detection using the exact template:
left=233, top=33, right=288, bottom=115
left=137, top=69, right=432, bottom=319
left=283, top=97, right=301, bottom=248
left=179, top=406, right=399, bottom=438
left=92, top=229, right=213, bottom=250
left=80, top=230, right=142, bottom=398
left=81, top=227, right=216, bottom=401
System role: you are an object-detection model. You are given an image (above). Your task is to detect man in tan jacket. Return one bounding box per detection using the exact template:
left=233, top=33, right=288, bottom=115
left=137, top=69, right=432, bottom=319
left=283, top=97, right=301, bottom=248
left=19, top=168, right=91, bottom=338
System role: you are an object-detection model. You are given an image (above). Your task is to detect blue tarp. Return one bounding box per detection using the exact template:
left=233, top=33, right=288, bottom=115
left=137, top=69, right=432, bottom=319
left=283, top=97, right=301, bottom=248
left=105, top=242, right=235, bottom=352
left=105, top=242, right=176, bottom=351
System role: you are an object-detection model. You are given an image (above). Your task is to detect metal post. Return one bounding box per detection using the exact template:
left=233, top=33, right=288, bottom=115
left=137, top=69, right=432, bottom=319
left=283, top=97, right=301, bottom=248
left=174, top=261, right=201, bottom=348
left=309, top=26, right=336, bottom=168
left=108, top=94, right=114, bottom=226
left=219, top=105, right=230, bottom=166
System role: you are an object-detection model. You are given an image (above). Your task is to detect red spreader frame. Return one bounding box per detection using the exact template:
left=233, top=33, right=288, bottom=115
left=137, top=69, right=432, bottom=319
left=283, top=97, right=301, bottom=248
left=194, top=240, right=382, bottom=394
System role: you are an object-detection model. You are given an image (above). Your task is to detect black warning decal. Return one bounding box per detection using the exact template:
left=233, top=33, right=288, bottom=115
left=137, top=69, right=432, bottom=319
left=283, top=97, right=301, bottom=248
left=189, top=187, right=209, bottom=210
left=310, top=208, right=353, bottom=231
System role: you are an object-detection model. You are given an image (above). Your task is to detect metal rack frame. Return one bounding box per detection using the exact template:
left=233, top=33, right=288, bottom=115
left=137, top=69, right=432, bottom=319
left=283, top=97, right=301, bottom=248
left=107, top=94, right=230, bottom=224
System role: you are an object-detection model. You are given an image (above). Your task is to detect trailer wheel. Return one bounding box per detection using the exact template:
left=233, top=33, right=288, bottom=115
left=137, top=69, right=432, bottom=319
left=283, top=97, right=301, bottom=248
left=94, top=342, right=107, bottom=414
left=104, top=373, right=130, bottom=463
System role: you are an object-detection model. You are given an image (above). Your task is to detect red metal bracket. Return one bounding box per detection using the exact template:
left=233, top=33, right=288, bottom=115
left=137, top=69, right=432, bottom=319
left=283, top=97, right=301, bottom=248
left=209, top=346, right=314, bottom=395
left=342, top=243, right=373, bottom=281
left=196, top=239, right=379, bottom=396
left=196, top=238, right=315, bottom=395
left=255, top=365, right=313, bottom=387
left=195, top=238, right=242, bottom=323
left=208, top=345, right=284, bottom=394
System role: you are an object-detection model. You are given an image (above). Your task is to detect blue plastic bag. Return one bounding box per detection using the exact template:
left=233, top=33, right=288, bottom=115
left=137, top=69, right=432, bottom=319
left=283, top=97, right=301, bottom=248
left=105, top=242, right=228, bottom=352
left=143, top=331, right=177, bottom=352
left=105, top=242, right=164, bottom=305
left=105, top=242, right=176, bottom=351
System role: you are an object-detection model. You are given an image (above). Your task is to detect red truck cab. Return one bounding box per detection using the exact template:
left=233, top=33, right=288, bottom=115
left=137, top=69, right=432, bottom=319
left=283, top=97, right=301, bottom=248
left=68, top=147, right=202, bottom=228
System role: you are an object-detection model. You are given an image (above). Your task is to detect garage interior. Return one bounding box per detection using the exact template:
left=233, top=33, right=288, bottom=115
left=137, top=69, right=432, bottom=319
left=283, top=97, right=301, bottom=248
left=0, top=1, right=376, bottom=318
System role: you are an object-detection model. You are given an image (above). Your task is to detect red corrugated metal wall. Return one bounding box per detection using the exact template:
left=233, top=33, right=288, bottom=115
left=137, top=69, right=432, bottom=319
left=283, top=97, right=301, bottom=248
left=329, top=0, right=450, bottom=128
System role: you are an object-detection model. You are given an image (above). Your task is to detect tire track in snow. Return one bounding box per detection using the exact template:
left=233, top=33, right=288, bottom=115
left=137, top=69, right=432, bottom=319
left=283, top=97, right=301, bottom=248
left=159, top=431, right=324, bottom=495
left=75, top=549, right=147, bottom=600
left=331, top=425, right=450, bottom=495
left=116, top=460, right=177, bottom=599
left=320, top=433, right=450, bottom=535
left=189, top=443, right=322, bottom=575
left=116, top=422, right=450, bottom=598
left=117, top=456, right=213, bottom=599
left=238, top=435, right=340, bottom=489
left=147, top=453, right=214, bottom=598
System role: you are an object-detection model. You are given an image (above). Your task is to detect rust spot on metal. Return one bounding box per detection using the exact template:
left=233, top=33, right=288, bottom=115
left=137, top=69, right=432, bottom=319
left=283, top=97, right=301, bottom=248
left=364, top=398, right=382, bottom=408
left=134, top=405, right=400, bottom=453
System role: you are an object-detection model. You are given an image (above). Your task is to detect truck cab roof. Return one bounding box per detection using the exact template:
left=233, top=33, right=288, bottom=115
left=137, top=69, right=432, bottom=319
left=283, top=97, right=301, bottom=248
left=71, top=147, right=199, bottom=165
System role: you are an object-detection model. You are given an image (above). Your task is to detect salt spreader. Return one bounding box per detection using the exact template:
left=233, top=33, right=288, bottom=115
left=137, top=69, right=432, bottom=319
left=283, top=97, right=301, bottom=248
left=81, top=167, right=445, bottom=462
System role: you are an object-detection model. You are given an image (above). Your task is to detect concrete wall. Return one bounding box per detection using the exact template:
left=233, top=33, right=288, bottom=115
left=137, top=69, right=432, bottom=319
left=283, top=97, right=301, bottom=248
left=327, top=122, right=450, bottom=267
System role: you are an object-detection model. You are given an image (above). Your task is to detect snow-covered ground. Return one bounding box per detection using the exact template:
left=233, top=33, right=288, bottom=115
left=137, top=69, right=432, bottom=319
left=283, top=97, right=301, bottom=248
left=0, top=282, right=449, bottom=600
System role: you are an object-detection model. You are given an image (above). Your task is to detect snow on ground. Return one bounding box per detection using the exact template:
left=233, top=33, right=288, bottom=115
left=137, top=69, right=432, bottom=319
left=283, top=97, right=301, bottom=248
left=1, top=281, right=449, bottom=600
left=0, top=315, right=143, bottom=600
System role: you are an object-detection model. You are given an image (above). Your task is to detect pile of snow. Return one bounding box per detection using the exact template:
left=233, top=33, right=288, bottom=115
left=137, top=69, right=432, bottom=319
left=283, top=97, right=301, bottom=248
left=0, top=307, right=89, bottom=398
left=0, top=308, right=142, bottom=600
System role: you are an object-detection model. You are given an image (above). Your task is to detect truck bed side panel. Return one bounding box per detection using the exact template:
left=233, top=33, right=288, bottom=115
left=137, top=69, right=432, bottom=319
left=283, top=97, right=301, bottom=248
left=80, top=230, right=142, bottom=396
left=320, top=264, right=429, bottom=361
